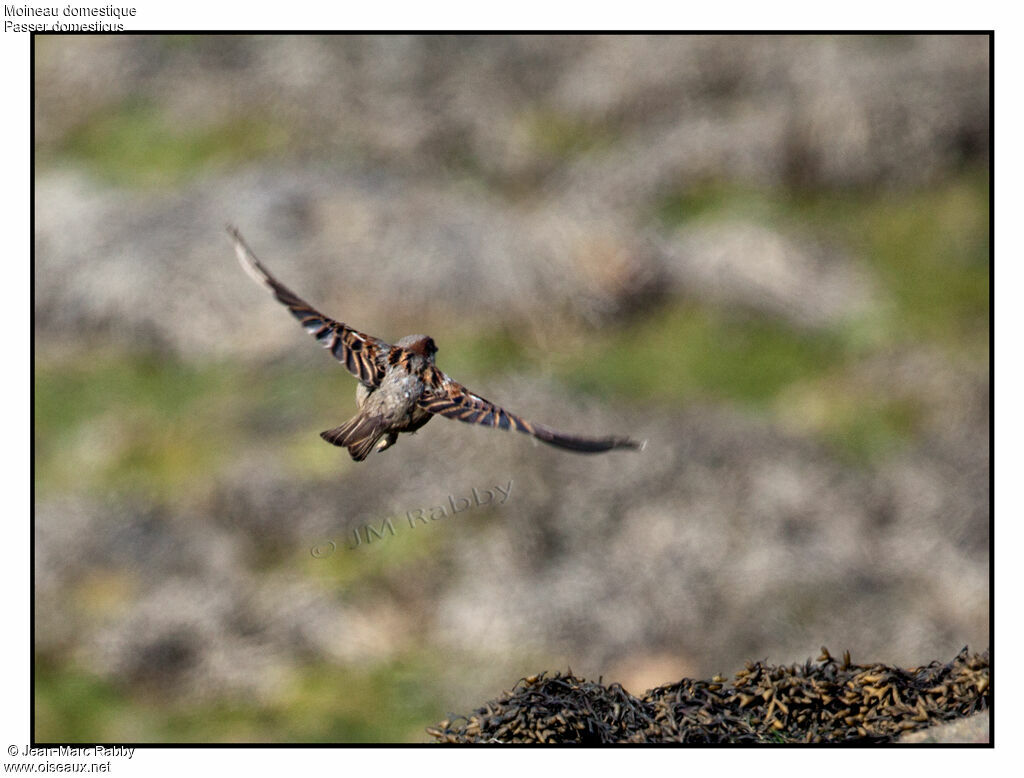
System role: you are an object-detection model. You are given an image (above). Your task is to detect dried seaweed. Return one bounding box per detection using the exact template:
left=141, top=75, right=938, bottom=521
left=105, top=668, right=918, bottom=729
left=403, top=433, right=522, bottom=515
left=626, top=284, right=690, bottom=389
left=427, top=647, right=989, bottom=744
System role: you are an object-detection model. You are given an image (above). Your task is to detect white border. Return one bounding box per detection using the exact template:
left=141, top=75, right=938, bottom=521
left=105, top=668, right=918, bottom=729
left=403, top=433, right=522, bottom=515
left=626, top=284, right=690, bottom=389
left=5, top=5, right=1010, bottom=773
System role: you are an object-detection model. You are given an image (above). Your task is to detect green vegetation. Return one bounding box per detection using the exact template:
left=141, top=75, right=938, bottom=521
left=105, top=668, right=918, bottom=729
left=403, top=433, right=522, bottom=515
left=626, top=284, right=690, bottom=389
left=430, top=327, right=529, bottom=383
left=658, top=172, right=990, bottom=350
left=818, top=178, right=989, bottom=349
left=301, top=516, right=448, bottom=593
left=35, top=170, right=988, bottom=496
left=50, top=99, right=289, bottom=187
left=556, top=303, right=847, bottom=405
left=33, top=334, right=532, bottom=501
left=631, top=169, right=988, bottom=460
left=35, top=656, right=445, bottom=743
left=525, top=110, right=618, bottom=158
left=33, top=353, right=344, bottom=500
left=657, top=180, right=778, bottom=226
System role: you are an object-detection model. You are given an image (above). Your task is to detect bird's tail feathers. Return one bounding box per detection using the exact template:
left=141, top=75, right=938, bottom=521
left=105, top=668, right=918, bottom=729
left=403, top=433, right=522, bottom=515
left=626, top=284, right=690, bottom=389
left=321, top=414, right=387, bottom=462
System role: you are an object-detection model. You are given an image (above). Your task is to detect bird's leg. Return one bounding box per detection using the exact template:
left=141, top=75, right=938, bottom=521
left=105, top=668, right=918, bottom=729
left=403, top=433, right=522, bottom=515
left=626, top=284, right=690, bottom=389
left=376, top=432, right=399, bottom=452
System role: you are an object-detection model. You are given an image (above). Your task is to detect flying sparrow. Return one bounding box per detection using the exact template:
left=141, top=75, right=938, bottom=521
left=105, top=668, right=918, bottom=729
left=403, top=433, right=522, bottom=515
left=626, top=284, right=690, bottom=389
left=229, top=227, right=643, bottom=461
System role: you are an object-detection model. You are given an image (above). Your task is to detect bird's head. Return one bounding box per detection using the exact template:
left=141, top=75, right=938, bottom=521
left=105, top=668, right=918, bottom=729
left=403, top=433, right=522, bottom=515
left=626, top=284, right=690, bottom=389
left=396, top=334, right=439, bottom=363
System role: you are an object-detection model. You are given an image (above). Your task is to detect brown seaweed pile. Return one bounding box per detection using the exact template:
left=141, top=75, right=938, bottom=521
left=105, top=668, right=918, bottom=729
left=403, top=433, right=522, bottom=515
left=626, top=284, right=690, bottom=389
left=427, top=647, right=989, bottom=743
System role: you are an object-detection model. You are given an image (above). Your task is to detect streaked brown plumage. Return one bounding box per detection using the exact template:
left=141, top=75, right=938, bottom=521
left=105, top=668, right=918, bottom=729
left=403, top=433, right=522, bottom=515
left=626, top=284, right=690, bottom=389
left=229, top=226, right=644, bottom=461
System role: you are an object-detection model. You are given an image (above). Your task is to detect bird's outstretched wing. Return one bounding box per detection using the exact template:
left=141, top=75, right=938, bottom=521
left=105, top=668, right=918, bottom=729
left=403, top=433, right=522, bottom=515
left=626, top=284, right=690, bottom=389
left=228, top=226, right=390, bottom=386
left=417, top=367, right=643, bottom=454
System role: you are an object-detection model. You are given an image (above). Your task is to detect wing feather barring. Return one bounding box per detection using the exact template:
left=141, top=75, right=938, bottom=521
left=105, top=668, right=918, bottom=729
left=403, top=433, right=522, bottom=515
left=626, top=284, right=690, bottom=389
left=229, top=226, right=644, bottom=461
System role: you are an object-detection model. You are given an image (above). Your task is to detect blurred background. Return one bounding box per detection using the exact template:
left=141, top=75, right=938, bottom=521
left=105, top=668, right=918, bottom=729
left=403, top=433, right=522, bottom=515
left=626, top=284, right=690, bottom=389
left=33, top=34, right=989, bottom=743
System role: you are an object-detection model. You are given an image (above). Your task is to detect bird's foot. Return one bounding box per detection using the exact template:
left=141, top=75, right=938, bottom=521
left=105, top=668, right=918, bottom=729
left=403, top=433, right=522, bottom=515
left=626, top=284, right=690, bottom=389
left=376, top=432, right=399, bottom=452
